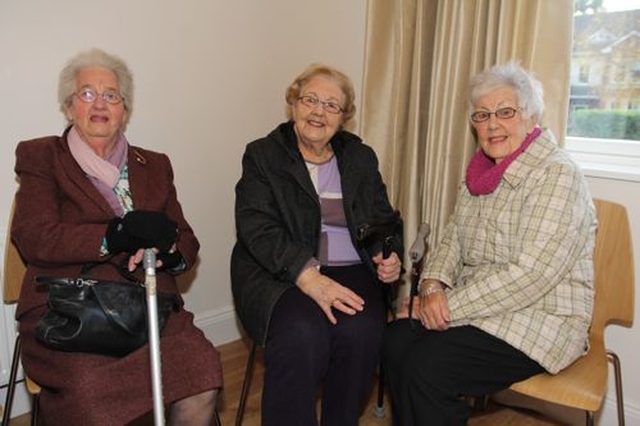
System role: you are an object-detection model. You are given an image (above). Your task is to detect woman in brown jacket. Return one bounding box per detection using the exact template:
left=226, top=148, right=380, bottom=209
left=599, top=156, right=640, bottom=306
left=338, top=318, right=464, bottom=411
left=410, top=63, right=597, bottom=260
left=11, top=48, right=222, bottom=425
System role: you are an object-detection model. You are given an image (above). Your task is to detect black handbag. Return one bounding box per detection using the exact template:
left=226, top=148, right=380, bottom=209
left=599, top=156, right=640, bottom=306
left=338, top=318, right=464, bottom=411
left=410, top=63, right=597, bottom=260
left=35, top=262, right=178, bottom=357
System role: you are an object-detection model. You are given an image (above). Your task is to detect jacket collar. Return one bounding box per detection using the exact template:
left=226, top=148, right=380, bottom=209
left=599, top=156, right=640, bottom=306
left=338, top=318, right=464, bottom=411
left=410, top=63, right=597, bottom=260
left=57, top=127, right=114, bottom=216
left=270, top=121, right=360, bottom=206
left=57, top=126, right=146, bottom=217
left=503, top=128, right=558, bottom=189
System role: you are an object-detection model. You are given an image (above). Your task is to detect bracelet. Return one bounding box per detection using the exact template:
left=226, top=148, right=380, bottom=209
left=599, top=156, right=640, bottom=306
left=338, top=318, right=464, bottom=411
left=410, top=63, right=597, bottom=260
left=418, top=282, right=444, bottom=297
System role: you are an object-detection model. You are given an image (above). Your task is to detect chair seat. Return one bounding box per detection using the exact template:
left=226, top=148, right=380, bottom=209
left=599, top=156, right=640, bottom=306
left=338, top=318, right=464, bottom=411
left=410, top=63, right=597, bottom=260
left=509, top=336, right=607, bottom=412
left=25, top=376, right=41, bottom=396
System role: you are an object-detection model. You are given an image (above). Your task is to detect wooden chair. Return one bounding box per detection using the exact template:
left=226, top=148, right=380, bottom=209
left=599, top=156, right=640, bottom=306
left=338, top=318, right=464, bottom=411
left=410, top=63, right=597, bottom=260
left=507, top=198, right=635, bottom=426
left=2, top=209, right=40, bottom=426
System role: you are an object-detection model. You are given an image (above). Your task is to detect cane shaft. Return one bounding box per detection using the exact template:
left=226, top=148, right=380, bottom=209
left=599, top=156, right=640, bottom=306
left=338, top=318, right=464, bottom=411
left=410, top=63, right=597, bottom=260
left=144, top=250, right=165, bottom=425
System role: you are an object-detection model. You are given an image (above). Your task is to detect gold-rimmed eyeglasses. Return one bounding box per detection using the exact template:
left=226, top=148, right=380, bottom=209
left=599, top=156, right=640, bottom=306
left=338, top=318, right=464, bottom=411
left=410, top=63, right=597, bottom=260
left=298, top=95, right=343, bottom=114
left=74, top=88, right=124, bottom=105
left=470, top=107, right=521, bottom=123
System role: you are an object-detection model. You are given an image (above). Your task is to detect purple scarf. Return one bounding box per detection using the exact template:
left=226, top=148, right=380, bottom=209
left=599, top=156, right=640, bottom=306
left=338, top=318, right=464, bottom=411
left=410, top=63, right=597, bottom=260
left=67, top=126, right=128, bottom=216
left=465, top=126, right=542, bottom=195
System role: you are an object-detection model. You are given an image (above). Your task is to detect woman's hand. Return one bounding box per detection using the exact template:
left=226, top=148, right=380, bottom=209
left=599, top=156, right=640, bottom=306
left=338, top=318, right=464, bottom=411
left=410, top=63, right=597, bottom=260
left=396, top=279, right=450, bottom=331
left=372, top=252, right=402, bottom=283
left=126, top=244, right=178, bottom=271
left=296, top=266, right=365, bottom=324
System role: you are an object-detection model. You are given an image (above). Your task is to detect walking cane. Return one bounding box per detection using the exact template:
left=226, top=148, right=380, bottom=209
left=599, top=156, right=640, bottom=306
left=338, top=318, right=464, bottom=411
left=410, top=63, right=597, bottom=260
left=144, top=249, right=165, bottom=425
left=408, top=223, right=430, bottom=330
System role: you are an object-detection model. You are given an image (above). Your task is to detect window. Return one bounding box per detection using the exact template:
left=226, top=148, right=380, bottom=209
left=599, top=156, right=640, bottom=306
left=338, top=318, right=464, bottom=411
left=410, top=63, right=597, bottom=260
left=579, top=64, right=590, bottom=83
left=613, top=64, right=626, bottom=83
left=566, top=0, right=640, bottom=182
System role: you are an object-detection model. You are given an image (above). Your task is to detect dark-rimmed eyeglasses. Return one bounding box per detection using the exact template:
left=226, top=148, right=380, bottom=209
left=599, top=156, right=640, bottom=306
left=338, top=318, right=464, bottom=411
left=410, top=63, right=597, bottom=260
left=74, top=88, right=124, bottom=105
left=470, top=107, right=521, bottom=123
left=298, top=95, right=344, bottom=114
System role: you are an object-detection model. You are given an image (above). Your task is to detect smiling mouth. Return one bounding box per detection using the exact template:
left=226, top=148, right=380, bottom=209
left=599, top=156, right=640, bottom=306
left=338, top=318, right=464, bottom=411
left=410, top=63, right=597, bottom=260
left=488, top=135, right=507, bottom=144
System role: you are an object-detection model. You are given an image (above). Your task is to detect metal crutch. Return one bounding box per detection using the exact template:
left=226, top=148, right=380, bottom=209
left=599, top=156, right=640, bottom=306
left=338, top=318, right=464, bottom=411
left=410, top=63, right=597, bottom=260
left=144, top=249, right=165, bottom=425
left=407, top=222, right=430, bottom=330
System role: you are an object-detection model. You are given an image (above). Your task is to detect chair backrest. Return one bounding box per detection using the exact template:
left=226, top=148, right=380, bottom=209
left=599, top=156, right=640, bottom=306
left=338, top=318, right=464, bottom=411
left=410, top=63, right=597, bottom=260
left=4, top=200, right=27, bottom=304
left=591, top=199, right=635, bottom=338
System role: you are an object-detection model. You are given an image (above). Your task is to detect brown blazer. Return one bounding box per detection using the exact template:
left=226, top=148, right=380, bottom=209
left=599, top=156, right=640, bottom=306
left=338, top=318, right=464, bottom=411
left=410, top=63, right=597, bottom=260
left=9, top=128, right=220, bottom=425
left=12, top=127, right=200, bottom=319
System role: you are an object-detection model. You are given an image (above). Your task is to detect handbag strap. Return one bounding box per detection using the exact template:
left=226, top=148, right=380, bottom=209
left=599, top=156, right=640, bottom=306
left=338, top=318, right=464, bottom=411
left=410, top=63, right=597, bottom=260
left=80, top=258, right=142, bottom=284
left=36, top=258, right=144, bottom=287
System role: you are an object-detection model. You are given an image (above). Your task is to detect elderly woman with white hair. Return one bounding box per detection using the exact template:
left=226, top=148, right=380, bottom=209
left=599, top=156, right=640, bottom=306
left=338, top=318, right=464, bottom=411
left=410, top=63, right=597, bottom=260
left=11, top=48, right=222, bottom=425
left=382, top=61, right=597, bottom=425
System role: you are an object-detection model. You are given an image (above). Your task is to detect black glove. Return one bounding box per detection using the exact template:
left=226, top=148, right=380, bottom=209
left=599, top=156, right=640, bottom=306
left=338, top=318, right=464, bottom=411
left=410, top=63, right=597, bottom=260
left=106, top=210, right=178, bottom=254
left=106, top=216, right=136, bottom=254
left=156, top=251, right=184, bottom=271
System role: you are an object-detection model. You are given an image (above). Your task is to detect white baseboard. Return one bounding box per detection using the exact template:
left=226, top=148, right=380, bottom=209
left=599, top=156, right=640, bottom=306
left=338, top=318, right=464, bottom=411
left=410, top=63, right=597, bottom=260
left=193, top=304, right=245, bottom=346
left=600, top=394, right=640, bottom=426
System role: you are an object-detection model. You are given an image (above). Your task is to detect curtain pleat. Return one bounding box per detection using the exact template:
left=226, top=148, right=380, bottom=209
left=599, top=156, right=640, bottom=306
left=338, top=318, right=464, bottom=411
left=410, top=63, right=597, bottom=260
left=361, top=0, right=573, bottom=292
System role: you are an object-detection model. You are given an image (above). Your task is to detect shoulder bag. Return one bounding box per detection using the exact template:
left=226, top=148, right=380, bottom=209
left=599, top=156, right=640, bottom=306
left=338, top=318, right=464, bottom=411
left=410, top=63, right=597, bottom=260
left=35, top=261, right=178, bottom=357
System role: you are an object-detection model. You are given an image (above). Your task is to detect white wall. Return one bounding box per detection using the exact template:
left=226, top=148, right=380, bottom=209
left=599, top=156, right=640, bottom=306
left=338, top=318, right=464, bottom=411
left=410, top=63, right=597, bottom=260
left=0, top=0, right=366, bottom=337
left=2, top=2, right=639, bottom=425
left=0, top=0, right=366, bottom=417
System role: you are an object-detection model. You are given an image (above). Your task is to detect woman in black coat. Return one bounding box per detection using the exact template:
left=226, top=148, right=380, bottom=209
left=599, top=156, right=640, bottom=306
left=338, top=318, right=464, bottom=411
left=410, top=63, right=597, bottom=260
left=231, top=64, right=403, bottom=426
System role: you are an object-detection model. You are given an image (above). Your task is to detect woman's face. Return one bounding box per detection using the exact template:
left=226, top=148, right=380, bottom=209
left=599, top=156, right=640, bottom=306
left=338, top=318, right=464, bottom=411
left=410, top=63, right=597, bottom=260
left=292, top=75, right=345, bottom=149
left=65, top=66, right=127, bottom=154
left=471, top=86, right=536, bottom=163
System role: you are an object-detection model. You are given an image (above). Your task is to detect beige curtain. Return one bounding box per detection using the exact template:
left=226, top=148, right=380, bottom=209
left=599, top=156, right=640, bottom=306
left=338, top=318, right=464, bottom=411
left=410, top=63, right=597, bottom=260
left=361, top=0, right=573, bottom=271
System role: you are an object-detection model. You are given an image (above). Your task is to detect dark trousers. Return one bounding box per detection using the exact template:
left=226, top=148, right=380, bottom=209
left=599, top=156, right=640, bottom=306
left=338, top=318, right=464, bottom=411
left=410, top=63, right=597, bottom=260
left=382, top=321, right=545, bottom=426
left=262, top=264, right=385, bottom=426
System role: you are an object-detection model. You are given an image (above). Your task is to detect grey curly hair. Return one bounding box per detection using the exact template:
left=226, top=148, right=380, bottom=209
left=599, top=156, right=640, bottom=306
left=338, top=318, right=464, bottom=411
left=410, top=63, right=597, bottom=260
left=469, top=61, right=544, bottom=122
left=58, top=48, right=133, bottom=124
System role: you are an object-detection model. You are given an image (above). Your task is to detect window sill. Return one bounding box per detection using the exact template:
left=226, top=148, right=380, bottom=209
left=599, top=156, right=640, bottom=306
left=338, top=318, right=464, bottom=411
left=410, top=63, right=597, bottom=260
left=565, top=136, right=640, bottom=183
left=576, top=163, right=640, bottom=182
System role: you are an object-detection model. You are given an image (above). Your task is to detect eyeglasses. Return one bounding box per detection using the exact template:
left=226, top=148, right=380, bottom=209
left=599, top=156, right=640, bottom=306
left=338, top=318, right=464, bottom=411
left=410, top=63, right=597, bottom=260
left=75, top=88, right=124, bottom=105
left=470, top=107, right=521, bottom=123
left=298, top=95, right=344, bottom=114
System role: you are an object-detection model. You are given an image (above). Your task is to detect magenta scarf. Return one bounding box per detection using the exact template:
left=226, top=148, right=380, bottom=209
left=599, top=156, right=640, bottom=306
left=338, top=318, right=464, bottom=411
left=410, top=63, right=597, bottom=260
left=465, top=126, right=542, bottom=195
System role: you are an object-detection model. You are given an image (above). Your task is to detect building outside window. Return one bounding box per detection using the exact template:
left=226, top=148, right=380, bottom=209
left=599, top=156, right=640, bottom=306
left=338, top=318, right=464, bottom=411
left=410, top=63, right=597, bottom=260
left=566, top=0, right=640, bottom=181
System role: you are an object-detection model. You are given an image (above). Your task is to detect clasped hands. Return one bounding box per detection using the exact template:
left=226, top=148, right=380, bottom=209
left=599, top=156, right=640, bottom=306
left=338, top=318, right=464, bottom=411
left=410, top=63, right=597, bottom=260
left=297, top=252, right=402, bottom=325
left=105, top=210, right=181, bottom=272
left=396, top=279, right=450, bottom=331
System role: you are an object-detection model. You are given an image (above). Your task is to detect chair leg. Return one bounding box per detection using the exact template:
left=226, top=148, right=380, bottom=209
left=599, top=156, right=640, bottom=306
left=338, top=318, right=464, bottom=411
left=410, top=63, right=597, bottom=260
left=213, top=408, right=221, bottom=426
left=586, top=410, right=595, bottom=426
left=1, top=335, right=22, bottom=426
left=235, top=341, right=258, bottom=426
left=30, top=393, right=39, bottom=426
left=607, top=351, right=626, bottom=426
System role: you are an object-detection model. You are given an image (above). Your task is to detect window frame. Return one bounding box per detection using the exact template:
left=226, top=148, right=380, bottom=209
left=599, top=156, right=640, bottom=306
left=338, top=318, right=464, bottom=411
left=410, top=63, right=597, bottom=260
left=565, top=136, right=640, bottom=182
left=566, top=4, right=640, bottom=183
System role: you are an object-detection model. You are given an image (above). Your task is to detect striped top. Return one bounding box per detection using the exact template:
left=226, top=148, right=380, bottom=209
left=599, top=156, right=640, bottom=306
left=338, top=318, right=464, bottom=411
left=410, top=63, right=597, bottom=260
left=306, top=156, right=361, bottom=266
